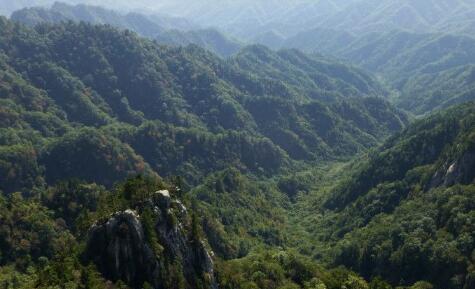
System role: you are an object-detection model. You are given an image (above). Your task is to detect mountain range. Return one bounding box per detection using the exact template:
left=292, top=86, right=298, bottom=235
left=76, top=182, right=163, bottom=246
left=10, top=2, right=242, bottom=57
left=10, top=1, right=475, bottom=116
left=1, top=1, right=475, bottom=289
left=8, top=0, right=475, bottom=38
left=0, top=17, right=407, bottom=193
left=274, top=29, right=475, bottom=114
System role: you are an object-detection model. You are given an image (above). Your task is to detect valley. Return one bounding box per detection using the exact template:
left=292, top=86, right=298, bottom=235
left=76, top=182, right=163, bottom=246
left=0, top=1, right=474, bottom=289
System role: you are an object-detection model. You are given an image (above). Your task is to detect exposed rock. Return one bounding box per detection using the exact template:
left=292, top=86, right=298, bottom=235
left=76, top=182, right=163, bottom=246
left=430, top=149, right=475, bottom=188
left=85, top=193, right=217, bottom=289
left=156, top=190, right=170, bottom=198
left=155, top=190, right=171, bottom=208
left=86, top=210, right=160, bottom=289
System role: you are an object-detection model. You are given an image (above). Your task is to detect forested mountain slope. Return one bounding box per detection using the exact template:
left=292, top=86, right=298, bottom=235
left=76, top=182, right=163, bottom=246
left=278, top=29, right=475, bottom=114
left=154, top=0, right=355, bottom=40
left=0, top=17, right=406, bottom=194
left=6, top=0, right=475, bottom=39
left=10, top=2, right=193, bottom=31
left=11, top=2, right=475, bottom=116
left=0, top=15, right=418, bottom=289
left=1, top=2, right=475, bottom=289
left=317, top=0, right=475, bottom=35
left=10, top=2, right=242, bottom=57
left=295, top=102, right=475, bottom=289
left=130, top=0, right=475, bottom=39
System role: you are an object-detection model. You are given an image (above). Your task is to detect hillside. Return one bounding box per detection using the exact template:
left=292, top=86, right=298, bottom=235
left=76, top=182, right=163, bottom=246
left=0, top=16, right=419, bottom=289
left=278, top=29, right=475, bottom=114
left=0, top=18, right=407, bottom=194
left=2, top=2, right=475, bottom=289
left=318, top=0, right=475, bottom=35
left=11, top=2, right=475, bottom=115
left=6, top=0, right=475, bottom=38
left=143, top=0, right=475, bottom=39
left=336, top=31, right=475, bottom=114
left=10, top=2, right=242, bottom=57
left=294, top=102, right=475, bottom=289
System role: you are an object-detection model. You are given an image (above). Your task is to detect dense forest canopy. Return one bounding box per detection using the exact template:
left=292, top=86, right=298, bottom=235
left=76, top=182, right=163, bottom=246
left=8, top=1, right=475, bottom=115
left=1, top=1, right=475, bottom=289
left=0, top=17, right=408, bottom=192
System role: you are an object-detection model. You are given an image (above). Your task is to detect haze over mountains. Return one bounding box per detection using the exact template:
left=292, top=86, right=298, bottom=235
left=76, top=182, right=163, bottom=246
left=7, top=0, right=475, bottom=36
left=9, top=0, right=475, bottom=114
left=156, top=0, right=475, bottom=39
left=1, top=1, right=475, bottom=289
left=10, top=2, right=242, bottom=57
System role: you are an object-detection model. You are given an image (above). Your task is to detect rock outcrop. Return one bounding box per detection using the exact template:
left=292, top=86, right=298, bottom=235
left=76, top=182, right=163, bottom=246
left=86, top=209, right=160, bottom=288
left=430, top=149, right=475, bottom=188
left=85, top=191, right=217, bottom=289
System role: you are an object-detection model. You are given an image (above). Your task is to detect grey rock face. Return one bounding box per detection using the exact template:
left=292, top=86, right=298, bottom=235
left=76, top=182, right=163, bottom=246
left=85, top=192, right=217, bottom=289
left=86, top=209, right=161, bottom=288
left=430, top=149, right=475, bottom=188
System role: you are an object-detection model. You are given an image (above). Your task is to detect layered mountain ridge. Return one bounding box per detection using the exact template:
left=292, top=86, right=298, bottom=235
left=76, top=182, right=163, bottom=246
left=1, top=2, right=475, bottom=289
left=0, top=17, right=407, bottom=194
left=294, top=102, right=475, bottom=288
left=10, top=2, right=242, bottom=57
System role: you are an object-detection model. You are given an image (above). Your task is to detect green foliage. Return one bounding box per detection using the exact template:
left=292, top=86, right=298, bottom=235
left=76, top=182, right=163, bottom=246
left=279, top=27, right=475, bottom=115
left=0, top=144, right=43, bottom=193
left=11, top=2, right=242, bottom=57
left=141, top=206, right=164, bottom=256
left=41, top=128, right=155, bottom=187
left=41, top=180, right=106, bottom=232
left=398, top=64, right=475, bottom=114
left=192, top=169, right=290, bottom=258
left=0, top=193, right=74, bottom=267
left=326, top=103, right=474, bottom=210
left=2, top=12, right=474, bottom=289
left=295, top=102, right=475, bottom=289
left=216, top=250, right=371, bottom=289
left=0, top=17, right=406, bottom=194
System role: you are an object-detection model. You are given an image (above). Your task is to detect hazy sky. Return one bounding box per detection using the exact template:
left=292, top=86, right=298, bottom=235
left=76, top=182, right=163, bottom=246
left=0, top=0, right=161, bottom=15
left=0, top=0, right=346, bottom=16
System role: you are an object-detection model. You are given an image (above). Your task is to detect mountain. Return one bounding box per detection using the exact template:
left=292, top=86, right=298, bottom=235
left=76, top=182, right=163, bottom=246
left=0, top=18, right=407, bottom=194
left=0, top=0, right=164, bottom=16
left=0, top=174, right=220, bottom=289
left=295, top=102, right=475, bottom=289
left=142, top=0, right=475, bottom=40
left=0, top=174, right=389, bottom=289
left=334, top=32, right=475, bottom=84
left=4, top=2, right=475, bottom=289
left=10, top=2, right=242, bottom=57
left=154, top=28, right=242, bottom=57
left=155, top=0, right=355, bottom=40
left=6, top=0, right=475, bottom=38
left=398, top=63, right=475, bottom=114
left=10, top=2, right=195, bottom=31
left=277, top=29, right=475, bottom=114
left=84, top=184, right=218, bottom=289
left=330, top=31, right=475, bottom=115
left=317, top=0, right=475, bottom=36
left=0, top=16, right=418, bottom=289
left=265, top=27, right=356, bottom=54
left=154, top=0, right=475, bottom=38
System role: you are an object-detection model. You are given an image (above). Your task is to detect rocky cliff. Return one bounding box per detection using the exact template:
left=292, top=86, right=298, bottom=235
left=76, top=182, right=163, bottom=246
left=430, top=147, right=475, bottom=188
left=85, top=190, right=217, bottom=289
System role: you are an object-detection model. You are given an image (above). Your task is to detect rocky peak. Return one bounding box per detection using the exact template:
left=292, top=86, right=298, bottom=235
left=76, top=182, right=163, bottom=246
left=85, top=191, right=217, bottom=289
left=86, top=209, right=159, bottom=288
